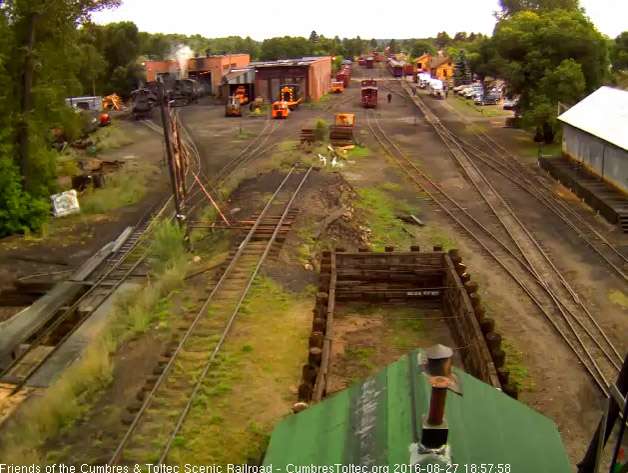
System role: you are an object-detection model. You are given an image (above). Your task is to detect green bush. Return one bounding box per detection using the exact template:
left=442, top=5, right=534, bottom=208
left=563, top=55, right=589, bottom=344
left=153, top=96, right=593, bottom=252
left=314, top=119, right=327, bottom=141
left=0, top=153, right=50, bottom=237
left=151, top=219, right=186, bottom=271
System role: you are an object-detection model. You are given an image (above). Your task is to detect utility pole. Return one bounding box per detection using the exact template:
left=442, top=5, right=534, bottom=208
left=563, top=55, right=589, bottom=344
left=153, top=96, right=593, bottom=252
left=19, top=12, right=39, bottom=194
left=157, top=79, right=185, bottom=229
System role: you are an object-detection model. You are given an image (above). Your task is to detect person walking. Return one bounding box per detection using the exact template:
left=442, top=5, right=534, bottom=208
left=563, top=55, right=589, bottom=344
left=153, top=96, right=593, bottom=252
left=387, top=93, right=392, bottom=104
left=445, top=88, right=449, bottom=98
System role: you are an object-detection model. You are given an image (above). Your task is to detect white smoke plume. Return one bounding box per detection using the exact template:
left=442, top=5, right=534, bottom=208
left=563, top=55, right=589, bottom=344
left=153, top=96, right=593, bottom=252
left=173, top=45, right=194, bottom=79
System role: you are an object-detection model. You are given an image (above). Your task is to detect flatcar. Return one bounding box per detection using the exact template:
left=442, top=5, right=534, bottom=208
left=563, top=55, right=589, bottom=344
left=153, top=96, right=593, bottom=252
left=361, top=79, right=378, bottom=108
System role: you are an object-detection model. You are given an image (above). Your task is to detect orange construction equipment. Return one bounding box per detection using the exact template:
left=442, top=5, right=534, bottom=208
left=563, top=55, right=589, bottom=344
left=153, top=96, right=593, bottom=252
left=225, top=96, right=242, bottom=117
left=332, top=81, right=344, bottom=93
left=329, top=113, right=355, bottom=146
left=272, top=101, right=290, bottom=119
left=279, top=84, right=302, bottom=109
left=234, top=86, right=249, bottom=104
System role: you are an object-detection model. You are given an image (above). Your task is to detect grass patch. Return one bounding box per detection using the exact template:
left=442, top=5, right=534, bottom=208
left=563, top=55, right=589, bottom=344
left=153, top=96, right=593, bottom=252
left=150, top=219, right=187, bottom=271
left=235, top=128, right=252, bottom=139
left=355, top=188, right=414, bottom=251
left=608, top=290, right=628, bottom=309
left=167, top=276, right=311, bottom=465
left=267, top=140, right=317, bottom=170
left=379, top=182, right=401, bottom=192
left=346, top=146, right=372, bottom=158
left=502, top=341, right=536, bottom=392
left=420, top=226, right=457, bottom=251
left=92, top=125, right=133, bottom=152
left=80, top=162, right=156, bottom=214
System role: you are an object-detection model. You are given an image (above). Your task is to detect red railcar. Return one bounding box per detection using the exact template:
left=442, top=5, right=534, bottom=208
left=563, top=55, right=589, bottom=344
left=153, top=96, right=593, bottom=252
left=358, top=57, right=366, bottom=66
left=361, top=79, right=378, bottom=108
left=366, top=57, right=374, bottom=69
left=403, top=64, right=415, bottom=77
left=387, top=58, right=403, bottom=78
left=374, top=52, right=381, bottom=63
left=336, top=67, right=351, bottom=88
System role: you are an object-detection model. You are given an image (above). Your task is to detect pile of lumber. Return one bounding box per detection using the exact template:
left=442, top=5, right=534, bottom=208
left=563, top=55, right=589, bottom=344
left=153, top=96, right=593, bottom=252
left=103, top=94, right=124, bottom=110
left=329, top=125, right=354, bottom=146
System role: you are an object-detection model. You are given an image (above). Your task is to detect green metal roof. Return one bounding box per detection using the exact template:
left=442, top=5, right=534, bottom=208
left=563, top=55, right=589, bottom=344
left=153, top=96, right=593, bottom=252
left=264, top=350, right=572, bottom=471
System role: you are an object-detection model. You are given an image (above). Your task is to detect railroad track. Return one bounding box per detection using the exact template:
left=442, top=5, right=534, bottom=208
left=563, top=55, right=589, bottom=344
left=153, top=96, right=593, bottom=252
left=108, top=165, right=312, bottom=466
left=365, top=96, right=622, bottom=394
left=435, top=102, right=628, bottom=286
left=0, top=107, right=209, bottom=398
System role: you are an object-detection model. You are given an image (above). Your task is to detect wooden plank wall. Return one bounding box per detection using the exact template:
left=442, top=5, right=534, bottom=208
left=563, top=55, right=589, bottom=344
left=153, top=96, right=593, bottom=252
left=442, top=253, right=500, bottom=388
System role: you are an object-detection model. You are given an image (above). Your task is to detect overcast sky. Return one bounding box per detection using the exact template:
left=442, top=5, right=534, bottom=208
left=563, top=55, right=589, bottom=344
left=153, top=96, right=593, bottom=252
left=91, top=0, right=627, bottom=41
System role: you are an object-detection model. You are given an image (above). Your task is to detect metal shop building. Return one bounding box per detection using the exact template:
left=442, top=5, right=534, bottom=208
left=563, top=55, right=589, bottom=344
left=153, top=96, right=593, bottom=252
left=251, top=56, right=332, bottom=103
left=144, top=53, right=250, bottom=96
left=558, top=86, right=628, bottom=193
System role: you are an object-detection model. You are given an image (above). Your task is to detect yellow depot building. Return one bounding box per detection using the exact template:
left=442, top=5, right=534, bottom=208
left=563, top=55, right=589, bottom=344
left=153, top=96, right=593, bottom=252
left=413, top=53, right=455, bottom=80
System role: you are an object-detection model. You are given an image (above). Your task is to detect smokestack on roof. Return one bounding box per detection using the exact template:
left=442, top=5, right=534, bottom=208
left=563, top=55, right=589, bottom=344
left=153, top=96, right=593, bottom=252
left=420, top=344, right=453, bottom=451
left=426, top=344, right=453, bottom=378
left=421, top=376, right=450, bottom=449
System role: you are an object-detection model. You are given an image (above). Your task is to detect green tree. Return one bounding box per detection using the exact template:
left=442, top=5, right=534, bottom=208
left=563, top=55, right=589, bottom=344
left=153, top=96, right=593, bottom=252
left=388, top=39, right=399, bottom=54
left=498, top=0, right=581, bottom=18
left=370, top=38, right=378, bottom=48
left=453, top=32, right=468, bottom=42
left=409, top=40, right=434, bottom=58
left=493, top=9, right=609, bottom=141
left=0, top=0, right=120, bottom=235
left=309, top=30, right=319, bottom=43
left=611, top=32, right=628, bottom=71
left=435, top=31, right=451, bottom=48
left=454, top=50, right=471, bottom=85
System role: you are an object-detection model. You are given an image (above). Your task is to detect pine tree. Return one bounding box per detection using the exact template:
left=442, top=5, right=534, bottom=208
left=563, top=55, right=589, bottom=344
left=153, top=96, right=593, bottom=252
left=454, top=50, right=470, bottom=85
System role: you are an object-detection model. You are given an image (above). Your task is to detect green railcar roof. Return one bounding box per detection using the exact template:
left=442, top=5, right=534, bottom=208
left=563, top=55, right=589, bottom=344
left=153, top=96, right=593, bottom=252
left=264, top=350, right=572, bottom=472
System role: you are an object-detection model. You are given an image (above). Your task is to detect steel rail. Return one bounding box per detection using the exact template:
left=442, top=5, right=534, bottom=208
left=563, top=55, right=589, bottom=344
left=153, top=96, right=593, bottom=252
left=108, top=165, right=305, bottom=466
left=365, top=108, right=613, bottom=394
left=158, top=166, right=313, bottom=463
left=451, top=128, right=628, bottom=286
left=394, top=82, right=622, bottom=368
left=402, top=85, right=620, bottom=372
left=383, top=81, right=620, bottom=390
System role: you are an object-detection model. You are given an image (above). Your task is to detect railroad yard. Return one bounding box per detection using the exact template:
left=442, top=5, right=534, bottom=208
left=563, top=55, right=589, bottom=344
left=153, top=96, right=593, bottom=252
left=1, top=53, right=628, bottom=470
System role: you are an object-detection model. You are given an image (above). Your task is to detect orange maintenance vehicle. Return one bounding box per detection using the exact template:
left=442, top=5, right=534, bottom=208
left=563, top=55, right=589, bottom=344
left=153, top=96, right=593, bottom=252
left=272, top=101, right=290, bottom=119
left=332, top=80, right=344, bottom=93
left=279, top=84, right=302, bottom=109
left=225, top=96, right=242, bottom=117
left=234, top=86, right=249, bottom=104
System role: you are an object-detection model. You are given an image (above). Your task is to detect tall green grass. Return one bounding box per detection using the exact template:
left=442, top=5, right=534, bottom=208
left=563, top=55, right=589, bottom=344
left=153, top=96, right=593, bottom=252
left=80, top=163, right=156, bottom=214
left=0, top=219, right=189, bottom=464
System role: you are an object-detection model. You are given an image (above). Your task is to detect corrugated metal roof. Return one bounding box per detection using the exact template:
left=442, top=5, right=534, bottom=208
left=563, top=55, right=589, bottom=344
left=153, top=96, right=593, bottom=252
left=250, top=56, right=330, bottom=68
left=264, top=349, right=572, bottom=470
left=558, top=86, right=628, bottom=151
left=223, top=68, right=254, bottom=84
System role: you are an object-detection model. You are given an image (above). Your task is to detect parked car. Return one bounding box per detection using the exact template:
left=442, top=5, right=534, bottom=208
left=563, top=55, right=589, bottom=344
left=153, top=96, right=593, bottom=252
left=476, top=93, right=500, bottom=105
left=453, top=84, right=469, bottom=93
left=458, top=87, right=473, bottom=96
left=503, top=98, right=519, bottom=110
left=465, top=89, right=482, bottom=99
